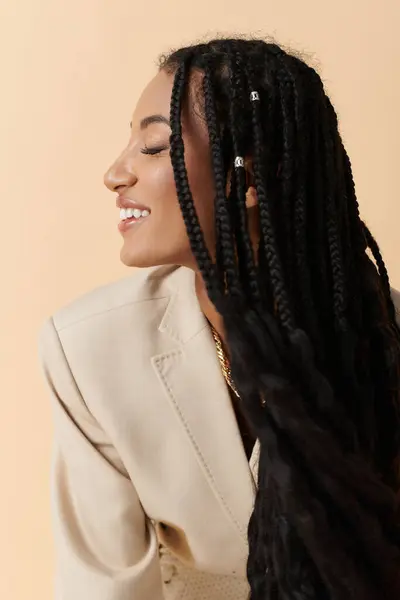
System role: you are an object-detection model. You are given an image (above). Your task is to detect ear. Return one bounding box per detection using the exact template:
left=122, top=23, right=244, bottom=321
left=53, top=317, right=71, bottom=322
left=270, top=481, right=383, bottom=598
left=244, top=157, right=258, bottom=209
left=244, top=157, right=254, bottom=188
left=245, top=185, right=258, bottom=209
left=244, top=158, right=281, bottom=208
left=224, top=156, right=258, bottom=204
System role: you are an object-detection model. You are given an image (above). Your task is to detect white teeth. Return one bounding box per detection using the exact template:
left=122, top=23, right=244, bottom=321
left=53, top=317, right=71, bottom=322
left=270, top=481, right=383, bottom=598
left=119, top=207, right=150, bottom=221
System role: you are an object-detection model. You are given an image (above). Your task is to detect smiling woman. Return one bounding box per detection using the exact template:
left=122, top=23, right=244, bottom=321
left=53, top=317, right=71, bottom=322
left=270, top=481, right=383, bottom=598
left=39, top=37, right=400, bottom=600
left=104, top=68, right=217, bottom=270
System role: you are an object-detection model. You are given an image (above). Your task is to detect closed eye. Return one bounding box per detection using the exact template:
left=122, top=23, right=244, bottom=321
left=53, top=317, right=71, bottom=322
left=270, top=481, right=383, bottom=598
left=140, top=145, right=168, bottom=156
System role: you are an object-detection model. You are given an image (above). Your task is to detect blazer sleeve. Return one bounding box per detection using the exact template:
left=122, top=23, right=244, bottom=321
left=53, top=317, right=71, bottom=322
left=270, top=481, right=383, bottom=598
left=38, top=317, right=164, bottom=600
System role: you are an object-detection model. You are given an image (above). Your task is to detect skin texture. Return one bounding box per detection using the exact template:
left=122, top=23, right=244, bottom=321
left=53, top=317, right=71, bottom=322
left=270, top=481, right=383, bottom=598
left=104, top=69, right=216, bottom=270
left=104, top=68, right=258, bottom=334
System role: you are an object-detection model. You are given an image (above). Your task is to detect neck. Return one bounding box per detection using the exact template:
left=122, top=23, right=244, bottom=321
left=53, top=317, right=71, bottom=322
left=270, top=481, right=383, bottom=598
left=194, top=272, right=225, bottom=340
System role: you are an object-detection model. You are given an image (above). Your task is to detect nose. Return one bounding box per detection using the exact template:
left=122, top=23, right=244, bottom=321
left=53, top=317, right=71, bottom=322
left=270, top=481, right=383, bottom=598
left=103, top=147, right=138, bottom=193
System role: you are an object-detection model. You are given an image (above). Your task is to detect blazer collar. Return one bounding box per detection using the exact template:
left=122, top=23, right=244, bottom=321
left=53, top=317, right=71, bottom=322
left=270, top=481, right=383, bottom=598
left=158, top=266, right=207, bottom=344
left=152, top=266, right=257, bottom=551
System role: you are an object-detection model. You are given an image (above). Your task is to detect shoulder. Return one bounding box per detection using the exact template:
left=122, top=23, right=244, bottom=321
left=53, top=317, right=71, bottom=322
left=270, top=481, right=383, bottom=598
left=50, top=265, right=179, bottom=333
left=38, top=265, right=184, bottom=367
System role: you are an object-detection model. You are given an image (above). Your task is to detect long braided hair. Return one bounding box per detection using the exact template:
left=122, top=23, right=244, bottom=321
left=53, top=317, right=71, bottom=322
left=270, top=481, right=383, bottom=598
left=159, top=38, right=400, bottom=599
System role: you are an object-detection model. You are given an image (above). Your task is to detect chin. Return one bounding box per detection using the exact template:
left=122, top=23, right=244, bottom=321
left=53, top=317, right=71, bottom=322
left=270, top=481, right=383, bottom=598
left=120, top=249, right=156, bottom=269
left=120, top=244, right=173, bottom=269
left=120, top=243, right=191, bottom=270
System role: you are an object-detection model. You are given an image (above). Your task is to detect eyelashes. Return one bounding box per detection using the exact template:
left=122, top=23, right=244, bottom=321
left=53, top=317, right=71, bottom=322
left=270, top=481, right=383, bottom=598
left=140, top=145, right=169, bottom=156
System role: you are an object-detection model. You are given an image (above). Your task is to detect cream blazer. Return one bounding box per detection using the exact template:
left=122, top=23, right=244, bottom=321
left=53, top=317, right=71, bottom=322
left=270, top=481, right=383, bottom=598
left=39, top=265, right=258, bottom=600
left=39, top=264, right=400, bottom=600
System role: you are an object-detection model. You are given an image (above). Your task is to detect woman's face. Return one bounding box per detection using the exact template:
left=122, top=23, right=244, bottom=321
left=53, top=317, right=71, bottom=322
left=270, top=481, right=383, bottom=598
left=104, top=69, right=216, bottom=269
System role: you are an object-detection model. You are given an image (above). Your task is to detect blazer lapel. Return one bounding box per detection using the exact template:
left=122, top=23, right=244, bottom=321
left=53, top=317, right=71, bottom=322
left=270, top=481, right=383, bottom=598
left=151, top=267, right=256, bottom=544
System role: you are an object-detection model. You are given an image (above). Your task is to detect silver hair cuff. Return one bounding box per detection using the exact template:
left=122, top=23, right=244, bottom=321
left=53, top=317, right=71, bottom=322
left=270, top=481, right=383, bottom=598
left=250, top=91, right=260, bottom=102
left=234, top=156, right=245, bottom=168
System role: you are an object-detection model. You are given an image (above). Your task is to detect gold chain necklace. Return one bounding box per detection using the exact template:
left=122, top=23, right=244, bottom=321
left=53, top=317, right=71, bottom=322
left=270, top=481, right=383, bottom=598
left=209, top=324, right=266, bottom=407
left=210, top=325, right=241, bottom=398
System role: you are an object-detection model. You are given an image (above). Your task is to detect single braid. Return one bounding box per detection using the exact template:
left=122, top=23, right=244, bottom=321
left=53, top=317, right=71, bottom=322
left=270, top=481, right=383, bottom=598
left=363, top=222, right=398, bottom=323
left=279, top=55, right=323, bottom=354
left=169, top=58, right=220, bottom=302
left=227, top=51, right=261, bottom=304
left=320, top=98, right=348, bottom=331
left=274, top=64, right=296, bottom=296
left=246, top=59, right=295, bottom=330
left=202, top=59, right=242, bottom=299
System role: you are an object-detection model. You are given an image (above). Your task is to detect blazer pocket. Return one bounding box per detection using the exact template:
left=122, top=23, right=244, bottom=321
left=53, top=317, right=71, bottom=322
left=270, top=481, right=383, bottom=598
left=156, top=521, right=195, bottom=566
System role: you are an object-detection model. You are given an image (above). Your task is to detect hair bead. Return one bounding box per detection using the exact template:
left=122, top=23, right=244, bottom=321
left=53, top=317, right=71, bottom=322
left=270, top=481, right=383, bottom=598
left=250, top=90, right=260, bottom=102
left=234, top=156, right=245, bottom=168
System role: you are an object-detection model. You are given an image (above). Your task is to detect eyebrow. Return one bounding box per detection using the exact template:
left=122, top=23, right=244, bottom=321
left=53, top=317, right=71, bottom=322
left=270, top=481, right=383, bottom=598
left=129, top=114, right=171, bottom=130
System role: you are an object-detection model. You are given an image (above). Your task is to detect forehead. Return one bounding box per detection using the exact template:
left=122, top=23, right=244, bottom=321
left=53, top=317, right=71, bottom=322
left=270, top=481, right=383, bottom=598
left=131, top=69, right=208, bottom=141
left=132, top=70, right=174, bottom=123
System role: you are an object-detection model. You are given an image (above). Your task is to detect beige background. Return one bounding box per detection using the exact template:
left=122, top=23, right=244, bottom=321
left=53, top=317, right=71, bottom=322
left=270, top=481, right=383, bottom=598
left=1, top=1, right=399, bottom=598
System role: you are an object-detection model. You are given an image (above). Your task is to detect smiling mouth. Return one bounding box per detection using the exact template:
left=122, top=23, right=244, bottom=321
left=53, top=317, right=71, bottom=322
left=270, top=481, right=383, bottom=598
left=119, top=207, right=150, bottom=221
left=118, top=207, right=151, bottom=233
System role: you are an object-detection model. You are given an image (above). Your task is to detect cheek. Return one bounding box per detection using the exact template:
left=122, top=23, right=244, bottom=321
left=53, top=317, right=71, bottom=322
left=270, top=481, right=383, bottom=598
left=138, top=159, right=191, bottom=258
left=141, top=159, right=186, bottom=228
left=143, top=160, right=177, bottom=204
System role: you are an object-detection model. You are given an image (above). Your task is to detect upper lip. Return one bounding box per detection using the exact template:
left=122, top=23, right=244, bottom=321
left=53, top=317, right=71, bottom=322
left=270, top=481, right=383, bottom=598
left=116, top=196, right=151, bottom=212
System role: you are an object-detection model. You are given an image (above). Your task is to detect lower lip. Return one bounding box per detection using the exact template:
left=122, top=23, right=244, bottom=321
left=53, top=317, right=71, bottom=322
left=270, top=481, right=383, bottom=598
left=118, top=216, right=150, bottom=234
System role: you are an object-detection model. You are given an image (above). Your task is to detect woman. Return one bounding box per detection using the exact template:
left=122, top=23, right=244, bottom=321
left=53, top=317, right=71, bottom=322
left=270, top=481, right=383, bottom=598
left=39, top=37, right=400, bottom=599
